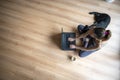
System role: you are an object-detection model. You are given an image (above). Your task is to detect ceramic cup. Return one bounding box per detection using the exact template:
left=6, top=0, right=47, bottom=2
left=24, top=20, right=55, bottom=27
left=70, top=56, right=76, bottom=61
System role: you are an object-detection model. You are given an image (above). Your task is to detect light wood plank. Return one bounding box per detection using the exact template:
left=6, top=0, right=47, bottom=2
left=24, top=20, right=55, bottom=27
left=0, top=0, right=120, bottom=80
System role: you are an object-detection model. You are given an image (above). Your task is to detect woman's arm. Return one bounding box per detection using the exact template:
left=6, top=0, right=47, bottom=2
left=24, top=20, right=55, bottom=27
left=76, top=40, right=102, bottom=51
left=77, top=29, right=93, bottom=39
left=76, top=46, right=100, bottom=51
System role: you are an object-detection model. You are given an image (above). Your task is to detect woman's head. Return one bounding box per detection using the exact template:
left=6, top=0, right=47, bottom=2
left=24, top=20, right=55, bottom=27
left=102, top=30, right=112, bottom=41
left=93, top=28, right=106, bottom=39
left=91, top=28, right=111, bottom=41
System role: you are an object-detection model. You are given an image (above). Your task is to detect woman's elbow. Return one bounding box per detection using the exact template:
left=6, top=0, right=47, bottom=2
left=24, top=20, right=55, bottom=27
left=96, top=45, right=101, bottom=50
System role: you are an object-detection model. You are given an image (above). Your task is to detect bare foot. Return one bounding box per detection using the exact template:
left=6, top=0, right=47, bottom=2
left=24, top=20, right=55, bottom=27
left=70, top=45, right=76, bottom=49
left=68, top=38, right=75, bottom=42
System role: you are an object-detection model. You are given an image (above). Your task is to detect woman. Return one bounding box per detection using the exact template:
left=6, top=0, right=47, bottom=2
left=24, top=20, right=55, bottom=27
left=68, top=25, right=112, bottom=57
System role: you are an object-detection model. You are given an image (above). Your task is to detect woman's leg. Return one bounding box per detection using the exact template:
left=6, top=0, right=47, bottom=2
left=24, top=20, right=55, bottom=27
left=79, top=51, right=95, bottom=57
left=78, top=36, right=94, bottom=57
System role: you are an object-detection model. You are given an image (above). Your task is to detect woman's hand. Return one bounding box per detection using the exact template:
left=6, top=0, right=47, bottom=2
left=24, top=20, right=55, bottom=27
left=70, top=45, right=76, bottom=49
left=68, top=38, right=75, bottom=42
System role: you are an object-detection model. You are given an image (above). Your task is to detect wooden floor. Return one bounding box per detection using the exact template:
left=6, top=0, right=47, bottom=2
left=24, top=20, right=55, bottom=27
left=0, top=0, right=120, bottom=80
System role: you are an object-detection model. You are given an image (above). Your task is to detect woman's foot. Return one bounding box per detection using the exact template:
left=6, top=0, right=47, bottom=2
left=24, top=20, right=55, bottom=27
left=68, top=38, right=75, bottom=42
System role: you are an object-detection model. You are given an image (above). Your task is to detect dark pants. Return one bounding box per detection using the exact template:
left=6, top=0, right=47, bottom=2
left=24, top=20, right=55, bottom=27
left=77, top=25, right=96, bottom=57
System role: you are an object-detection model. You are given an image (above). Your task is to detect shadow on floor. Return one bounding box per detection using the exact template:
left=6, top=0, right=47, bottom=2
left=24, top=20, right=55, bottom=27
left=51, top=33, right=61, bottom=49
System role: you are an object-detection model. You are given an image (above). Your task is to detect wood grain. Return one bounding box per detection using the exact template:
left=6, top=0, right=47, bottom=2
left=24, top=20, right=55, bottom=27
left=0, top=0, right=120, bottom=80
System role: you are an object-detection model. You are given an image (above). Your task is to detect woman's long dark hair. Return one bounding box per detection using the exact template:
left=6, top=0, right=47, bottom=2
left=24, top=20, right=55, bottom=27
left=94, top=28, right=105, bottom=39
